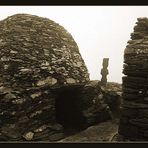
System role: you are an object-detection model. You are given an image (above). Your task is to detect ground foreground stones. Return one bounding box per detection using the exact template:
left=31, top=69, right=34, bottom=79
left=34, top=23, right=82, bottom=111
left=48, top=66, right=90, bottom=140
left=0, top=14, right=90, bottom=141
left=118, top=18, right=148, bottom=141
left=58, top=120, right=118, bottom=143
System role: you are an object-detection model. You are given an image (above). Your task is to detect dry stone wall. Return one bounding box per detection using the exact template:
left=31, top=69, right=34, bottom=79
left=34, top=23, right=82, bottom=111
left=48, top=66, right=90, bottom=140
left=0, top=14, right=89, bottom=141
left=119, top=18, right=148, bottom=141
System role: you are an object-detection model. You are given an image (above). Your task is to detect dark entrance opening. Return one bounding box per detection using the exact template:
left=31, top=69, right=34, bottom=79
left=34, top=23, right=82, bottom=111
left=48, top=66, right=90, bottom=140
left=55, top=86, right=87, bottom=135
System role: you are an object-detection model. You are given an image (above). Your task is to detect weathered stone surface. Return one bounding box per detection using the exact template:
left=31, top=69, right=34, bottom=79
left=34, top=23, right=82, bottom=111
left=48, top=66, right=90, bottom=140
left=78, top=81, right=122, bottom=127
left=103, top=90, right=122, bottom=118
left=79, top=81, right=112, bottom=126
left=58, top=121, right=118, bottom=142
left=100, top=58, right=109, bottom=86
left=0, top=14, right=89, bottom=141
left=0, top=13, right=89, bottom=88
left=129, top=118, right=148, bottom=128
left=23, top=132, right=34, bottom=141
left=119, top=17, right=148, bottom=141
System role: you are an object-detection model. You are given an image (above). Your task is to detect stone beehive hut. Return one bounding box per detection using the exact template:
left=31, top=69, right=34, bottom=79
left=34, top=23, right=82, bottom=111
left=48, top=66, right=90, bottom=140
left=0, top=14, right=90, bottom=141
left=118, top=18, right=148, bottom=141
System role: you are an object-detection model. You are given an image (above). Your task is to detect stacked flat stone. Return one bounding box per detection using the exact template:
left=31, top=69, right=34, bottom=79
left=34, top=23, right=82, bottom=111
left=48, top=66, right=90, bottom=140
left=118, top=18, right=148, bottom=141
left=80, top=81, right=111, bottom=126
left=0, top=14, right=89, bottom=141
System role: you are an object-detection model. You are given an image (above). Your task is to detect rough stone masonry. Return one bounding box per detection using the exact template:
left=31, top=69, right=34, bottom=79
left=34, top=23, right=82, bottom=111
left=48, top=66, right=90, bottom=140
left=118, top=17, right=148, bottom=141
left=0, top=14, right=90, bottom=141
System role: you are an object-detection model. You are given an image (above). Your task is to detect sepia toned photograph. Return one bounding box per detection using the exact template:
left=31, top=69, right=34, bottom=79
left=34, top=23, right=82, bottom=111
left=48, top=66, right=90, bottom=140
left=0, top=6, right=148, bottom=143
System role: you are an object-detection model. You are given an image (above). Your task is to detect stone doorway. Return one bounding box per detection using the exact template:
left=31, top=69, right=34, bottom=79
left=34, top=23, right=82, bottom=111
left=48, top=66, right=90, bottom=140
left=55, top=87, right=87, bottom=135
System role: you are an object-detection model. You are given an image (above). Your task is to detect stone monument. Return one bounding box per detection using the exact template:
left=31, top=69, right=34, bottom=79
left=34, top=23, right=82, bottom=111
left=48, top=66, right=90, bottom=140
left=101, top=58, right=109, bottom=87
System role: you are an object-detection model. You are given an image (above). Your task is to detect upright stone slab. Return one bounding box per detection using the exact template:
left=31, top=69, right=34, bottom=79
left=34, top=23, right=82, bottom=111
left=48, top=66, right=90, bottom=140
left=118, top=18, right=148, bottom=141
left=101, top=58, right=109, bottom=87
left=0, top=14, right=89, bottom=141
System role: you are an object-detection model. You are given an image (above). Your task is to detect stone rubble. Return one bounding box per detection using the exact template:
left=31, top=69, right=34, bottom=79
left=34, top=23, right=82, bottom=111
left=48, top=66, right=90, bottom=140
left=80, top=81, right=112, bottom=126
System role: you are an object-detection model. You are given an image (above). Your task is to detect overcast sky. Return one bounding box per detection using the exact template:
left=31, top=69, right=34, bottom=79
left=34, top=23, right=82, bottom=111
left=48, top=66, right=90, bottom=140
left=0, top=6, right=148, bottom=83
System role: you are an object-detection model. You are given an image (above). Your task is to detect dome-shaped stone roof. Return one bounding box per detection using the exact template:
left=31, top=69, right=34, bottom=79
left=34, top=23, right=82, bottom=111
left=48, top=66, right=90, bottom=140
left=0, top=13, right=89, bottom=90
left=0, top=14, right=89, bottom=141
